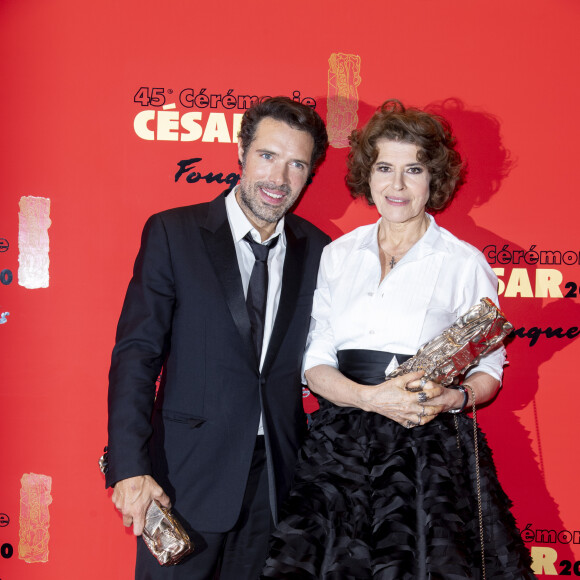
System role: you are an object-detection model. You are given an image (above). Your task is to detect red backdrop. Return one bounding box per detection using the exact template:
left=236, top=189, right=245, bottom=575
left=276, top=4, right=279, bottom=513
left=1, top=0, right=579, bottom=577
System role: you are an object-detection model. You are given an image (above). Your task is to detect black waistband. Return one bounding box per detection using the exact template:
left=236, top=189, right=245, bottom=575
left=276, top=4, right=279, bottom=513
left=337, top=349, right=412, bottom=386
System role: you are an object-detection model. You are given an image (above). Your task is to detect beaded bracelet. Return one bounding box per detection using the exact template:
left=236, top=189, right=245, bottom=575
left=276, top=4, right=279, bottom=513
left=448, top=384, right=469, bottom=414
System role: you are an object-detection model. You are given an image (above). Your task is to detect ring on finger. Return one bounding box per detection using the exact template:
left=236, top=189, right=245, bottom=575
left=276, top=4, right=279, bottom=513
left=418, top=391, right=428, bottom=403
left=405, top=420, right=414, bottom=429
left=419, top=376, right=428, bottom=390
left=419, top=405, right=427, bottom=418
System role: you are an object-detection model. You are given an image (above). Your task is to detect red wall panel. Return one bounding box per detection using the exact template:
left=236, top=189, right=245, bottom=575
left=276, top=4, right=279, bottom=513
left=1, top=0, right=578, bottom=576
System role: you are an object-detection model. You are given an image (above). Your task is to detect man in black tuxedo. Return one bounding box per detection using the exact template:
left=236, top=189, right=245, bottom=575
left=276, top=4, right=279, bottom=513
left=105, top=97, right=330, bottom=579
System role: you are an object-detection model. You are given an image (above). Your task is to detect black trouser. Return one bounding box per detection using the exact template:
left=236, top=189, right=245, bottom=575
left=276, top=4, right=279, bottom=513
left=136, top=436, right=272, bottom=580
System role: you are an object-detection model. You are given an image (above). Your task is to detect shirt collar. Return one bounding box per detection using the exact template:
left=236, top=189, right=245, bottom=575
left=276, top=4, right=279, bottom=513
left=225, top=186, right=286, bottom=245
left=413, top=213, right=441, bottom=257
left=358, top=213, right=441, bottom=261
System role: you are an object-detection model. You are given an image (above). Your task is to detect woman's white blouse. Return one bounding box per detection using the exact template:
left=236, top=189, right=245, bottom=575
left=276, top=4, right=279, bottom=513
left=303, top=215, right=506, bottom=381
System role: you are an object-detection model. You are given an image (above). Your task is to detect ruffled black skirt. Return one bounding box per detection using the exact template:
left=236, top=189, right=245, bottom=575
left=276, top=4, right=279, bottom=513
left=262, top=350, right=535, bottom=579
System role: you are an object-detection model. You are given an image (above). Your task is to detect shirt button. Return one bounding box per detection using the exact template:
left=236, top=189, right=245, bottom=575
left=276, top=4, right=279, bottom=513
left=369, top=330, right=375, bottom=335
left=367, top=292, right=374, bottom=297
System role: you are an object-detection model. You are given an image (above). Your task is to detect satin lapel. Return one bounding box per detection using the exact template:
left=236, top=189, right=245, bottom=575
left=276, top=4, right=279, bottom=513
left=262, top=224, right=307, bottom=375
left=200, top=194, right=256, bottom=365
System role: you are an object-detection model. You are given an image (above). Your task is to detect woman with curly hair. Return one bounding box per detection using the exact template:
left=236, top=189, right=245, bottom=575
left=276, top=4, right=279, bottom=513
left=262, top=100, right=535, bottom=579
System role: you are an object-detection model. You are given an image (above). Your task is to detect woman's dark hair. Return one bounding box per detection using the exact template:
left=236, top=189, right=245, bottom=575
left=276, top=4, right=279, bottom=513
left=346, top=100, right=465, bottom=210
left=238, top=96, right=328, bottom=173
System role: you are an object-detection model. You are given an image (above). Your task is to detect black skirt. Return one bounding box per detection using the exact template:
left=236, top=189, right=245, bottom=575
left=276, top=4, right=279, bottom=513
left=262, top=350, right=536, bottom=580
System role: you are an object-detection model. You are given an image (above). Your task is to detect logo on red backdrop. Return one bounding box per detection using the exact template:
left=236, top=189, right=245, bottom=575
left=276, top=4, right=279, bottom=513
left=486, top=244, right=580, bottom=299
left=132, top=87, right=317, bottom=143
left=0, top=236, right=12, bottom=286
left=523, top=523, right=580, bottom=576
left=174, top=157, right=240, bottom=189
left=484, top=244, right=580, bottom=347
left=0, top=512, right=11, bottom=561
left=0, top=234, right=12, bottom=325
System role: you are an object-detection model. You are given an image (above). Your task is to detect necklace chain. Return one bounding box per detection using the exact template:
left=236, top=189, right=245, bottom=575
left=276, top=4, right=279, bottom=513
left=379, top=214, right=430, bottom=271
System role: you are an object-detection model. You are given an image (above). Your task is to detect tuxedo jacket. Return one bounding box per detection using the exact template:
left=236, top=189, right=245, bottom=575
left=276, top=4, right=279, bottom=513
left=106, top=192, right=330, bottom=533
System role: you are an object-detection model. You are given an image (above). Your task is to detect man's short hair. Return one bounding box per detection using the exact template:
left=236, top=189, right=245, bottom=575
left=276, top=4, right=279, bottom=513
left=238, top=96, right=328, bottom=174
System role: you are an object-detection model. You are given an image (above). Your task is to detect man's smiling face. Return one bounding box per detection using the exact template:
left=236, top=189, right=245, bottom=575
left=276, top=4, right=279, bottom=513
left=237, top=117, right=314, bottom=237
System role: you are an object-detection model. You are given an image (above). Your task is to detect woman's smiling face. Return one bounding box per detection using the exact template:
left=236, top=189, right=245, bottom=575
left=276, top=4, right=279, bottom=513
left=369, top=139, right=431, bottom=226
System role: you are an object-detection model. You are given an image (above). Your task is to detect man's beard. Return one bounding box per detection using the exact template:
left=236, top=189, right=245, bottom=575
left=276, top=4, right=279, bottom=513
left=238, top=178, right=295, bottom=224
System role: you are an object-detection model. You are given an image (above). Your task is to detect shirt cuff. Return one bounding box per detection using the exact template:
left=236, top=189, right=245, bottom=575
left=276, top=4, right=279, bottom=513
left=301, top=351, right=339, bottom=384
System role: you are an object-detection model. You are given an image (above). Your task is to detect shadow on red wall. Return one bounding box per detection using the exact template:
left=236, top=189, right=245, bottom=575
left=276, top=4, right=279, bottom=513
left=432, top=97, right=575, bottom=561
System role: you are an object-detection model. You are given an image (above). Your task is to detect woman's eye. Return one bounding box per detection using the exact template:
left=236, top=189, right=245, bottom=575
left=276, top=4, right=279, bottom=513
left=408, top=166, right=423, bottom=174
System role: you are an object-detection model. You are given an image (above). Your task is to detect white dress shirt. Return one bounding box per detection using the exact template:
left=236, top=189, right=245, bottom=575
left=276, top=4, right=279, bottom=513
left=303, top=214, right=506, bottom=382
left=225, top=188, right=286, bottom=434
